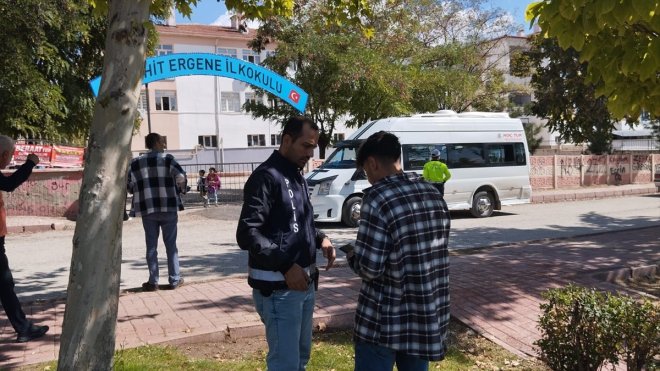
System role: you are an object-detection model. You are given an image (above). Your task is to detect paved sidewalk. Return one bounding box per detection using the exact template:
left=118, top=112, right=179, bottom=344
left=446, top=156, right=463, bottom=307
left=1, top=226, right=657, bottom=368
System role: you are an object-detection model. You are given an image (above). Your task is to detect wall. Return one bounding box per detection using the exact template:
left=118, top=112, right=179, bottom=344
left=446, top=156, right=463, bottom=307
left=530, top=153, right=660, bottom=189
left=4, top=153, right=659, bottom=218
left=3, top=169, right=81, bottom=219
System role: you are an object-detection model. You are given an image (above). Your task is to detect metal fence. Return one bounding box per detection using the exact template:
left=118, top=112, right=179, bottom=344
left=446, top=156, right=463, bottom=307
left=180, top=162, right=261, bottom=204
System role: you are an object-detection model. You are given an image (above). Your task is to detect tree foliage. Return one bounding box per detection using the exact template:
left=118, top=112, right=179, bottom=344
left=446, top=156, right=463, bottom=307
left=246, top=0, right=516, bottom=157
left=523, top=34, right=615, bottom=154
left=526, top=0, right=659, bottom=120
left=0, top=1, right=106, bottom=144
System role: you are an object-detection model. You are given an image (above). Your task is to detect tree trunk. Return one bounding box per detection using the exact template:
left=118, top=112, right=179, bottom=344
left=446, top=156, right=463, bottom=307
left=57, top=1, right=150, bottom=370
left=318, top=132, right=330, bottom=159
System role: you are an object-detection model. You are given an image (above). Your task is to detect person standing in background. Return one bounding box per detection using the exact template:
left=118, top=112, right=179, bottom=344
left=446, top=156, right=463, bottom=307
left=422, top=148, right=451, bottom=197
left=128, top=133, right=187, bottom=291
left=0, top=135, right=49, bottom=342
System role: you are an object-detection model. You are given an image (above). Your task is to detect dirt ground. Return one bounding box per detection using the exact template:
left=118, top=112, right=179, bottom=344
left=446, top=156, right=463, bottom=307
left=173, top=320, right=549, bottom=370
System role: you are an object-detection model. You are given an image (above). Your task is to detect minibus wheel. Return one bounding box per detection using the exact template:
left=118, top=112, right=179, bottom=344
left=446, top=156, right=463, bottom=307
left=342, top=196, right=362, bottom=227
left=471, top=191, right=494, bottom=218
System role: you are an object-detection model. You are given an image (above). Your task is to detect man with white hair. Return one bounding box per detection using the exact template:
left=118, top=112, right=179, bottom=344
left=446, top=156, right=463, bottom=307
left=0, top=135, right=49, bottom=342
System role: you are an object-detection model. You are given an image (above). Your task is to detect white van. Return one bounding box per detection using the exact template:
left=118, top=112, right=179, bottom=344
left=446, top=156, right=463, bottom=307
left=305, top=111, right=532, bottom=227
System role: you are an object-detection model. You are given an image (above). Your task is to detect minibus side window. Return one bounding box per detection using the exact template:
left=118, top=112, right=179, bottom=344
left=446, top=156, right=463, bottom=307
left=447, top=144, right=486, bottom=168
left=514, top=143, right=526, bottom=165
left=402, top=144, right=447, bottom=170
left=485, top=143, right=527, bottom=166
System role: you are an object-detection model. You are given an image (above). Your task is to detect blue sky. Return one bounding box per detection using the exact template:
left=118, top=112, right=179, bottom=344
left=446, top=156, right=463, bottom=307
left=175, top=0, right=535, bottom=32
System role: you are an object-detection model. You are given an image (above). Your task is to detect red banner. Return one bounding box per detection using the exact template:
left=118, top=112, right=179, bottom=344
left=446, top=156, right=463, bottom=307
left=50, top=145, right=85, bottom=168
left=13, top=144, right=52, bottom=166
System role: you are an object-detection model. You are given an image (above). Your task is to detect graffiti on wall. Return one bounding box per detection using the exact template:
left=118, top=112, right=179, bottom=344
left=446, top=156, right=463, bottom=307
left=3, top=170, right=82, bottom=218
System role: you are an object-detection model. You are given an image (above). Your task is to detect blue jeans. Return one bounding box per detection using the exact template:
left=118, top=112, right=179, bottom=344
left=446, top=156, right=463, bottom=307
left=208, top=188, right=218, bottom=204
left=141, top=212, right=180, bottom=285
left=355, top=340, right=429, bottom=371
left=253, top=284, right=315, bottom=371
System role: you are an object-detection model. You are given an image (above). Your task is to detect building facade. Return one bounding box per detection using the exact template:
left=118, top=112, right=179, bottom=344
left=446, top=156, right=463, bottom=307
left=133, top=21, right=356, bottom=164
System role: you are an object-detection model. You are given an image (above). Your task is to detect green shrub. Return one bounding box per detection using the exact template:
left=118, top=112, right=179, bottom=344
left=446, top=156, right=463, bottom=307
left=610, top=296, right=659, bottom=371
left=536, top=285, right=659, bottom=371
left=536, top=285, right=619, bottom=370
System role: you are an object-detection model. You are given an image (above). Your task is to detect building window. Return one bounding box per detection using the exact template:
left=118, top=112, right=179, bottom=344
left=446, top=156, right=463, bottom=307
left=155, top=90, right=177, bottom=111
left=217, top=48, right=238, bottom=58
left=220, top=92, right=241, bottom=112
left=198, top=135, right=218, bottom=148
left=145, top=135, right=167, bottom=149
left=138, top=91, right=148, bottom=111
left=271, top=134, right=281, bottom=146
left=267, top=97, right=279, bottom=108
left=245, top=92, right=258, bottom=105
left=247, top=134, right=266, bottom=147
left=156, top=44, right=173, bottom=56
left=509, top=93, right=531, bottom=107
left=242, top=49, right=261, bottom=64
left=333, top=133, right=345, bottom=143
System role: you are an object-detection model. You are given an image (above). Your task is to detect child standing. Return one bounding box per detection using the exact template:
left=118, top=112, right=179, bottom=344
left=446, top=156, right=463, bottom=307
left=207, top=167, right=221, bottom=206
left=197, top=169, right=208, bottom=207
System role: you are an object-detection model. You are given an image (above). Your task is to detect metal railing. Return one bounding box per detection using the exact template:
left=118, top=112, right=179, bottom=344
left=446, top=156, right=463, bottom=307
left=180, top=162, right=262, bottom=203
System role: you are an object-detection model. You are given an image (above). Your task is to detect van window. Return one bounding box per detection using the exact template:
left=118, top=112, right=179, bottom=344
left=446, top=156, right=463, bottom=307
left=321, top=147, right=358, bottom=169
left=486, top=143, right=526, bottom=166
left=402, top=144, right=447, bottom=170
left=448, top=144, right=486, bottom=168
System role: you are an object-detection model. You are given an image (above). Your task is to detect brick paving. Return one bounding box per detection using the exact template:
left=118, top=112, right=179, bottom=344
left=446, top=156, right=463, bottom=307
left=1, top=225, right=657, bottom=369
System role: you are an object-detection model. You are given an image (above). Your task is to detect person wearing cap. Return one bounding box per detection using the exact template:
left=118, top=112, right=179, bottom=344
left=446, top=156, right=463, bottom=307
left=422, top=149, right=451, bottom=197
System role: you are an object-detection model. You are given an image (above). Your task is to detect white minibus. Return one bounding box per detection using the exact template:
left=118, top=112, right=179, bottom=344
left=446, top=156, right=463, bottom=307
left=305, top=111, right=532, bottom=227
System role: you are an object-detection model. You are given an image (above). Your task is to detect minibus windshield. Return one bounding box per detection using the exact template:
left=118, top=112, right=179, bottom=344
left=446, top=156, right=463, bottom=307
left=319, top=141, right=361, bottom=169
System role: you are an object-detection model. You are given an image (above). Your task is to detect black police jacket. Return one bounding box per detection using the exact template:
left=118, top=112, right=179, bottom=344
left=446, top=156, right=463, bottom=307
left=236, top=151, right=326, bottom=292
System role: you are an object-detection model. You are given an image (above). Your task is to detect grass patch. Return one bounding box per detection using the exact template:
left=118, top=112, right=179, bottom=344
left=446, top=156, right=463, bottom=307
left=21, top=320, right=548, bottom=370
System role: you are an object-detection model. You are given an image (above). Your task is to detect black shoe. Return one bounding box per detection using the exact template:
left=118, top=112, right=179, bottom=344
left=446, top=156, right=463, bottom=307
left=142, top=282, right=158, bottom=292
left=169, top=278, right=184, bottom=290
left=16, top=325, right=49, bottom=343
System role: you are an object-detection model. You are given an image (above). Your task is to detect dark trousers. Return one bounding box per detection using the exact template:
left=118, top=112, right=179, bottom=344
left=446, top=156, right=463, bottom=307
left=0, top=237, right=29, bottom=334
left=433, top=182, right=445, bottom=197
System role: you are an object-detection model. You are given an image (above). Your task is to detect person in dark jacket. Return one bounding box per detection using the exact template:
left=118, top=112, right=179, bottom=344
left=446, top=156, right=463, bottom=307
left=0, top=135, right=49, bottom=343
left=236, top=116, right=336, bottom=371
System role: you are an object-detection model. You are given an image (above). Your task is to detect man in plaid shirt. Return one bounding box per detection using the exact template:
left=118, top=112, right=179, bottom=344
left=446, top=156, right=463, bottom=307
left=347, top=131, right=451, bottom=371
left=128, top=133, right=187, bottom=291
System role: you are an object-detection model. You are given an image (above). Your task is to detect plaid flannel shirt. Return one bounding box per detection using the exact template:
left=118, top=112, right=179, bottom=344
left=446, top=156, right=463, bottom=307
left=128, top=151, right=186, bottom=217
left=348, top=172, right=451, bottom=361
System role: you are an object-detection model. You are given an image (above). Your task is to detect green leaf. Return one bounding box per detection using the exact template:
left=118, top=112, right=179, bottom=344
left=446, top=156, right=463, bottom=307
left=559, top=1, right=578, bottom=21
left=631, top=0, right=656, bottom=22
left=595, top=0, right=616, bottom=16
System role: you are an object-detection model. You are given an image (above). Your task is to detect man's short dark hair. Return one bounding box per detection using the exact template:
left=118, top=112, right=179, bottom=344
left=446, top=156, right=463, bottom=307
left=145, top=133, right=161, bottom=149
left=281, top=116, right=318, bottom=142
left=356, top=131, right=401, bottom=167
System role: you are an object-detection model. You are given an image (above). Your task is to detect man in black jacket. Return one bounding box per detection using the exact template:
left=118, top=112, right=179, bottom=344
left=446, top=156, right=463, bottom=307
left=0, top=135, right=49, bottom=342
left=236, top=116, right=335, bottom=371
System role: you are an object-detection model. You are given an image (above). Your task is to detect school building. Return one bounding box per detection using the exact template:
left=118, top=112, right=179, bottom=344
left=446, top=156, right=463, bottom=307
left=134, top=18, right=356, bottom=165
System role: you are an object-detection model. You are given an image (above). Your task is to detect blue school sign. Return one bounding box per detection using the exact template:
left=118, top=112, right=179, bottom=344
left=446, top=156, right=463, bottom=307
left=89, top=53, right=308, bottom=112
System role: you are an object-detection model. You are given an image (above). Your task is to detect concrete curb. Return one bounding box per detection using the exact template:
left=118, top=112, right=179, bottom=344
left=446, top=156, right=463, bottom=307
left=530, top=185, right=657, bottom=204
left=160, top=311, right=356, bottom=348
